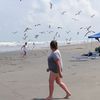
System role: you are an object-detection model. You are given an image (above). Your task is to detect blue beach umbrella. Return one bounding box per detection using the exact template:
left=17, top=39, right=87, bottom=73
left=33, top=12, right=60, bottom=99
left=88, top=32, right=100, bottom=42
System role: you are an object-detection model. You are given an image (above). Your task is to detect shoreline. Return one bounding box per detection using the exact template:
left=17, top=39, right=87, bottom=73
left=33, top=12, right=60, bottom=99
left=0, top=41, right=99, bottom=53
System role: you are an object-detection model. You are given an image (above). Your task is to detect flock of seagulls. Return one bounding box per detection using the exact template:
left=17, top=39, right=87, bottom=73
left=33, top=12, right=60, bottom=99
left=15, top=1, right=96, bottom=47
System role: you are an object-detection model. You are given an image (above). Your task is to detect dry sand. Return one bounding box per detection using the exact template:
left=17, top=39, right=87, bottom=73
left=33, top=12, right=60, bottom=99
left=0, top=42, right=100, bottom=100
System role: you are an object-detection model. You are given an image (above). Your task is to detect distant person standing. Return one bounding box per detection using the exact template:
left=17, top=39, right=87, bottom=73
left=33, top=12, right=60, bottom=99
left=21, top=42, right=27, bottom=56
left=46, top=40, right=71, bottom=100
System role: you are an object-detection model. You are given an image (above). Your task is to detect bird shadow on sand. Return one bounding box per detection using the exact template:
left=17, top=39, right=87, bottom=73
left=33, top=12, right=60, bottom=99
left=32, top=97, right=66, bottom=100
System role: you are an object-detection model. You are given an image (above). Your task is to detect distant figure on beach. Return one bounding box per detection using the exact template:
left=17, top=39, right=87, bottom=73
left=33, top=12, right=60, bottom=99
left=46, top=40, right=71, bottom=100
left=21, top=42, right=27, bottom=56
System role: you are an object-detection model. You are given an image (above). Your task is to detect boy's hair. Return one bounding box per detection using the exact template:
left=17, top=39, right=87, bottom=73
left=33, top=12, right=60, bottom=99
left=50, top=40, right=58, bottom=49
left=25, top=42, right=27, bottom=45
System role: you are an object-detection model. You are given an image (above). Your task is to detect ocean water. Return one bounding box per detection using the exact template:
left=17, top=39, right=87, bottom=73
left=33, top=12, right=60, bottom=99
left=0, top=41, right=49, bottom=53
left=0, top=39, right=92, bottom=53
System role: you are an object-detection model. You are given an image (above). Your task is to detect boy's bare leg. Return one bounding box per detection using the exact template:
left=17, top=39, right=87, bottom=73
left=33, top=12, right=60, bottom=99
left=45, top=72, right=56, bottom=100
left=56, top=76, right=71, bottom=99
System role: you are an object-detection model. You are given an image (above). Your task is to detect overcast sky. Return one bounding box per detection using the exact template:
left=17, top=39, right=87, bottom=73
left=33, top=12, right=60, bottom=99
left=0, top=0, right=100, bottom=43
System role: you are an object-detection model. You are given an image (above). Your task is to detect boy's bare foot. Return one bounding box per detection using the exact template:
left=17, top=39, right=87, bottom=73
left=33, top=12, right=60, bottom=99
left=64, top=93, right=71, bottom=99
left=45, top=96, right=52, bottom=100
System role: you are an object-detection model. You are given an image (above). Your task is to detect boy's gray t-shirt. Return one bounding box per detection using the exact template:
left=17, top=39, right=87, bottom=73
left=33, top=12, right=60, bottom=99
left=48, top=49, right=63, bottom=73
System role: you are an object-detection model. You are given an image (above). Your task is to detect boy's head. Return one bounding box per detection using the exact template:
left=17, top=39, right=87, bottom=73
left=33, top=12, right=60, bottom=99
left=25, top=42, right=27, bottom=45
left=50, top=40, right=58, bottom=50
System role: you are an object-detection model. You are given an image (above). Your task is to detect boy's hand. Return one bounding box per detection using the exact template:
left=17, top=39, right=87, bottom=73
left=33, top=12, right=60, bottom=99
left=59, top=72, right=63, bottom=78
left=46, top=68, right=50, bottom=72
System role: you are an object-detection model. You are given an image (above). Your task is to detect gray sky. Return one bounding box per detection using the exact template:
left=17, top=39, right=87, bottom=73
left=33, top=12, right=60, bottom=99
left=0, top=0, right=100, bottom=43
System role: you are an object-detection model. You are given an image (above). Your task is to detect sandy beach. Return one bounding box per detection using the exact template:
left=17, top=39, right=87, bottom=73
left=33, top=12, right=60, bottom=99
left=0, top=42, right=100, bottom=100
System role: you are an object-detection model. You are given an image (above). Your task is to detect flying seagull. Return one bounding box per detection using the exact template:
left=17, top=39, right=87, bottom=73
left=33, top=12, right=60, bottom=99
left=84, top=31, right=91, bottom=37
left=49, top=31, right=53, bottom=34
left=77, top=32, right=80, bottom=35
left=80, top=27, right=83, bottom=30
left=12, top=31, right=18, bottom=34
left=85, top=26, right=92, bottom=31
left=34, top=34, right=39, bottom=38
left=72, top=18, right=79, bottom=21
left=91, top=14, right=95, bottom=18
left=75, top=10, right=82, bottom=16
left=24, top=27, right=32, bottom=32
left=61, top=11, right=67, bottom=15
left=23, top=35, right=28, bottom=40
left=57, top=27, right=62, bottom=29
left=49, top=25, right=51, bottom=28
left=50, top=2, right=53, bottom=9
left=84, top=30, right=95, bottom=37
left=34, top=24, right=41, bottom=27
left=39, top=32, right=45, bottom=34
left=66, top=31, right=71, bottom=34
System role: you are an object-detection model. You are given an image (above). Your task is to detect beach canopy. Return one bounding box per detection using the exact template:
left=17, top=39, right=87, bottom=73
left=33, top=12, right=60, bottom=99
left=88, top=32, right=100, bottom=42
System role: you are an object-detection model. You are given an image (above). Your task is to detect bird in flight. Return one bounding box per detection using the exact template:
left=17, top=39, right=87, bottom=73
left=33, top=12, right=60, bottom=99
left=57, top=26, right=62, bottom=29
left=12, top=31, right=18, bottom=34
left=24, top=27, right=32, bottom=32
left=50, top=2, right=53, bottom=9
left=90, top=14, right=95, bottom=18
left=72, top=18, right=79, bottom=21
left=84, top=30, right=95, bottom=37
left=34, top=24, right=41, bottom=27
left=34, top=34, right=39, bottom=39
left=85, top=26, right=92, bottom=31
left=75, top=10, right=82, bottom=16
left=61, top=11, right=67, bottom=15
left=49, top=25, right=51, bottom=28
left=66, top=31, right=71, bottom=34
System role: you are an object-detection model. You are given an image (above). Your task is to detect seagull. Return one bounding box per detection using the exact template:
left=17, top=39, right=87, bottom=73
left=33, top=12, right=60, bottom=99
left=84, top=31, right=91, bottom=37
left=34, top=34, right=39, bottom=38
left=65, top=38, right=68, bottom=42
left=77, top=32, right=80, bottom=35
left=49, top=31, right=53, bottom=34
left=53, top=32, right=58, bottom=40
left=86, top=26, right=92, bottom=31
left=84, top=30, right=95, bottom=37
left=57, top=27, right=62, bottom=29
left=39, top=32, right=45, bottom=34
left=69, top=37, right=72, bottom=41
left=24, top=33, right=27, bottom=36
left=58, top=34, right=60, bottom=37
left=50, top=2, right=53, bottom=9
left=12, top=31, right=18, bottom=34
left=91, top=14, right=95, bottom=18
left=23, top=35, right=28, bottom=40
left=80, top=27, right=83, bottom=30
left=66, top=31, right=71, bottom=34
left=24, top=27, right=32, bottom=32
left=72, top=18, right=79, bottom=21
left=61, top=11, right=67, bottom=15
left=75, top=10, right=82, bottom=16
left=33, top=42, right=36, bottom=48
left=34, top=24, right=41, bottom=27
left=49, top=25, right=51, bottom=28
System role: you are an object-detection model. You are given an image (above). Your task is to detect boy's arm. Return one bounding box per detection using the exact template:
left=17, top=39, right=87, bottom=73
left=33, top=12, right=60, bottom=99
left=55, top=59, right=63, bottom=78
left=21, top=45, right=23, bottom=50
